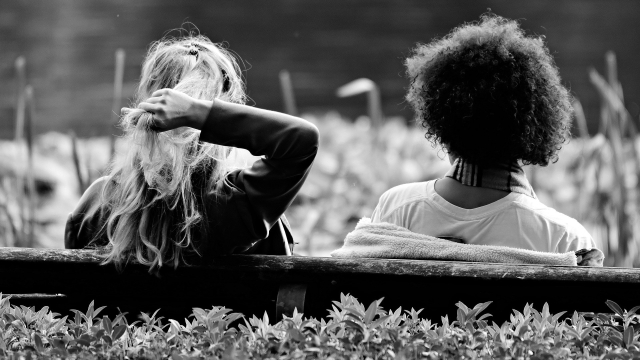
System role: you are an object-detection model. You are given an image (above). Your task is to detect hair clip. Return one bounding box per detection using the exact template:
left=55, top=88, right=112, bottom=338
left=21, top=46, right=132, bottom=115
left=187, top=43, right=200, bottom=60
left=221, top=69, right=230, bottom=93
left=188, top=48, right=199, bottom=61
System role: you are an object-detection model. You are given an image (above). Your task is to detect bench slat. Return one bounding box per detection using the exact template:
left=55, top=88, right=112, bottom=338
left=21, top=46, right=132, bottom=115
left=1, top=248, right=638, bottom=322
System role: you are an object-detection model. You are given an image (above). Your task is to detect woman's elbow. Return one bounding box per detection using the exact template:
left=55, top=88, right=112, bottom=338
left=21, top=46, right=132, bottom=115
left=294, top=119, right=320, bottom=155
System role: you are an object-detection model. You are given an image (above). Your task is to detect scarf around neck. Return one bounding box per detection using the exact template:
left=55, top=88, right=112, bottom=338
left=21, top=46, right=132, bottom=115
left=444, top=158, right=537, bottom=199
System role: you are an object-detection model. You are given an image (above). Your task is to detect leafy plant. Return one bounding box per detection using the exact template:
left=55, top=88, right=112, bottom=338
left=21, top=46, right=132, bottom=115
left=2, top=292, right=640, bottom=359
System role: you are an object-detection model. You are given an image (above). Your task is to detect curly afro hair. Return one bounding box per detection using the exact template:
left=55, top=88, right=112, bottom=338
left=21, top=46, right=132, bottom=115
left=405, top=14, right=572, bottom=166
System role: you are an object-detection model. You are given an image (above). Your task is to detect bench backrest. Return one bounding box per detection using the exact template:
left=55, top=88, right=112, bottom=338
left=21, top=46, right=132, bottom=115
left=1, top=247, right=638, bottom=322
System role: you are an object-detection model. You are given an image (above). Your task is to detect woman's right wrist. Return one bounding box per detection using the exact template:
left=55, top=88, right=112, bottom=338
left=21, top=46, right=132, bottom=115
left=189, top=99, right=214, bottom=130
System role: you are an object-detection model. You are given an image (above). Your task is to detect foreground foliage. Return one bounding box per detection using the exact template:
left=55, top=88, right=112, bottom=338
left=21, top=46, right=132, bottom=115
left=2, top=293, right=640, bottom=359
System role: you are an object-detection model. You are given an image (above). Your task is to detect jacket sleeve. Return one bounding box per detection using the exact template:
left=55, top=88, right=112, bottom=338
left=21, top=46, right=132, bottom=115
left=198, top=100, right=319, bottom=244
left=64, top=177, right=110, bottom=249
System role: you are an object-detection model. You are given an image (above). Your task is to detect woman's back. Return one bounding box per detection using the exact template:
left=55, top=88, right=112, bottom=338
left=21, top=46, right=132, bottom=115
left=372, top=180, right=595, bottom=252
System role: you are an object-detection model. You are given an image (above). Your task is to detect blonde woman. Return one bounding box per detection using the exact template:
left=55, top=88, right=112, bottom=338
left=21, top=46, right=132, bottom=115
left=65, top=35, right=319, bottom=272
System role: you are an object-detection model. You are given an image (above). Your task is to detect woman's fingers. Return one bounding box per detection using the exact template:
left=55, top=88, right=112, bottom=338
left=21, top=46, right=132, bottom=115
left=143, top=95, right=164, bottom=104
left=134, top=89, right=200, bottom=131
left=138, top=102, right=163, bottom=114
left=150, top=89, right=169, bottom=98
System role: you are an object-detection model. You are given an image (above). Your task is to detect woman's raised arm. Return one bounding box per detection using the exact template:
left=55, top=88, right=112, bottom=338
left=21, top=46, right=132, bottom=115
left=137, top=88, right=320, bottom=247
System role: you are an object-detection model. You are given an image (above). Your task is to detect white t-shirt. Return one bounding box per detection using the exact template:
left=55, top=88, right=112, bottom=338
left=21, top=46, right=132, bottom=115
left=371, top=180, right=596, bottom=253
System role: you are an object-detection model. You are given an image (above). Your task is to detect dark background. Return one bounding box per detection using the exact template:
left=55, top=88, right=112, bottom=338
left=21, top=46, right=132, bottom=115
left=1, top=0, right=639, bottom=138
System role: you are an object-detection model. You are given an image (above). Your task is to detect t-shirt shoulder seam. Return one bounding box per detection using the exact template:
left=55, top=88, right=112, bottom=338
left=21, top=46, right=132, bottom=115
left=378, top=193, right=434, bottom=222
left=510, top=200, right=576, bottom=228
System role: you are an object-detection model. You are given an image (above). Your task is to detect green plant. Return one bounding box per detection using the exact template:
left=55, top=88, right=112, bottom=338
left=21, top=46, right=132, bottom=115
left=1, top=56, right=37, bottom=248
left=531, top=51, right=640, bottom=267
left=3, top=292, right=640, bottom=359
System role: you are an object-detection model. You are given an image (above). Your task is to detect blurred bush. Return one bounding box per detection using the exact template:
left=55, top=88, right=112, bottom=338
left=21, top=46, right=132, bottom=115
left=1, top=51, right=639, bottom=267
left=287, top=112, right=449, bottom=256
left=529, top=52, right=640, bottom=267
left=0, top=133, right=111, bottom=248
left=0, top=107, right=638, bottom=266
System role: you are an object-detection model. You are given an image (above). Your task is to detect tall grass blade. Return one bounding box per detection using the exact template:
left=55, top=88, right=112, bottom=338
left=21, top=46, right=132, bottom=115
left=14, top=56, right=27, bottom=246
left=14, top=57, right=26, bottom=142
left=367, top=84, right=383, bottom=129
left=110, top=49, right=126, bottom=159
left=336, top=78, right=383, bottom=128
left=606, top=51, right=619, bottom=95
left=572, top=99, right=590, bottom=139
left=590, top=64, right=637, bottom=141
left=590, top=65, right=634, bottom=265
left=606, top=53, right=640, bottom=265
left=279, top=70, right=298, bottom=116
left=69, top=131, right=86, bottom=195
left=606, top=51, right=624, bottom=100
left=0, top=183, right=19, bottom=246
left=24, top=86, right=37, bottom=247
left=592, top=65, right=636, bottom=137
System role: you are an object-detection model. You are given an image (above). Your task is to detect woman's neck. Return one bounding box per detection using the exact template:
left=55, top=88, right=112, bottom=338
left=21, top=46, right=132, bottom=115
left=434, top=177, right=511, bottom=209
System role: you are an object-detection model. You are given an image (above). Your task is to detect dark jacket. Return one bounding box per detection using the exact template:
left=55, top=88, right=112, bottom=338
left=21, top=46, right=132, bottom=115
left=64, top=101, right=319, bottom=258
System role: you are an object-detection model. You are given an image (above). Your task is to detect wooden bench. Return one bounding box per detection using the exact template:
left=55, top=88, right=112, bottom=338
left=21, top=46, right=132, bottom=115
left=2, top=247, right=639, bottom=323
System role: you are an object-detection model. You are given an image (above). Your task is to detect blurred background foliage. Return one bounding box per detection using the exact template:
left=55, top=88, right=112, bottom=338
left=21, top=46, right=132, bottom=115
left=1, top=0, right=640, bottom=267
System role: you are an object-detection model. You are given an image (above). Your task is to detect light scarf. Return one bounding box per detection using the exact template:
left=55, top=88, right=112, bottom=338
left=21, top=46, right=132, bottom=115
left=445, top=158, right=537, bottom=199
left=330, top=218, right=604, bottom=267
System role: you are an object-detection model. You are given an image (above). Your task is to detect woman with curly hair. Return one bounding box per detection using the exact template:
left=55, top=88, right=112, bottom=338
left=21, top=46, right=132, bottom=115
left=371, top=14, right=596, bottom=252
left=65, top=34, right=319, bottom=272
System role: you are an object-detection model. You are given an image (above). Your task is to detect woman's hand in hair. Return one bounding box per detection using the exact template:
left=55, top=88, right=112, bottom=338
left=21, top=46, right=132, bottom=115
left=136, top=89, right=212, bottom=131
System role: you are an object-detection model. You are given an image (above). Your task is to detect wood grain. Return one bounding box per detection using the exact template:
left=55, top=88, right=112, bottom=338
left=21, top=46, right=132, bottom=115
left=1, top=247, right=639, bottom=322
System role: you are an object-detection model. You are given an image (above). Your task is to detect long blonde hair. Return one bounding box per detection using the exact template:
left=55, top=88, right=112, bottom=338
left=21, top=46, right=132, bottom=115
left=100, top=34, right=246, bottom=272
